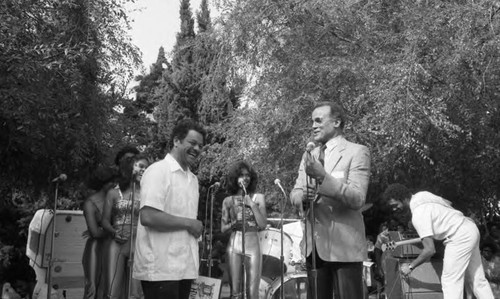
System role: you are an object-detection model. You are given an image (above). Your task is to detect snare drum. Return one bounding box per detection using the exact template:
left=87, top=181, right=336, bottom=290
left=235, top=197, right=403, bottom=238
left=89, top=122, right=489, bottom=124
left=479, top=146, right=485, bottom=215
left=265, top=272, right=308, bottom=299
left=259, top=228, right=293, bottom=279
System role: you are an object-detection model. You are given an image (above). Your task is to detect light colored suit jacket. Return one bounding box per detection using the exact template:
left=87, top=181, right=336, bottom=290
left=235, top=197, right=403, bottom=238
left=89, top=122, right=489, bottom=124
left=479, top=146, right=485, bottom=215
left=292, top=136, right=371, bottom=262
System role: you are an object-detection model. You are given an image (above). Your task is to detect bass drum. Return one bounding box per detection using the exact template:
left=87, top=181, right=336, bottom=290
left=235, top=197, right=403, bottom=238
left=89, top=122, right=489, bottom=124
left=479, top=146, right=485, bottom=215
left=265, top=272, right=308, bottom=299
left=259, top=228, right=293, bottom=279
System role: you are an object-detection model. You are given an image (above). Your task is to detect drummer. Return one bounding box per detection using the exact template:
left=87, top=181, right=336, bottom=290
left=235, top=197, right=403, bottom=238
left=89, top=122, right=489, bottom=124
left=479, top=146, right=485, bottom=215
left=221, top=160, right=267, bottom=299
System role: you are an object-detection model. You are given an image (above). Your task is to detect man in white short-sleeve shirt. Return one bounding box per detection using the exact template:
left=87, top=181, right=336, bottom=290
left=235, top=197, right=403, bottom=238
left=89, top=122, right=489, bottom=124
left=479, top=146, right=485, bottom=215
left=383, top=183, right=493, bottom=299
left=133, top=119, right=206, bottom=299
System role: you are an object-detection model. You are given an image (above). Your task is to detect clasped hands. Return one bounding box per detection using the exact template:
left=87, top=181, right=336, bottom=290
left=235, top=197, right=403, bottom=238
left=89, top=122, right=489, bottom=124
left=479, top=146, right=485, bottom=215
left=113, top=229, right=131, bottom=244
left=235, top=194, right=256, bottom=208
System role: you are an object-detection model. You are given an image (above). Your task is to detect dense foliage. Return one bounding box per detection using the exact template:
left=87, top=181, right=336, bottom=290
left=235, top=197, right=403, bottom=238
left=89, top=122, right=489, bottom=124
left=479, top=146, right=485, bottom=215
left=0, top=0, right=140, bottom=285
left=201, top=0, right=500, bottom=230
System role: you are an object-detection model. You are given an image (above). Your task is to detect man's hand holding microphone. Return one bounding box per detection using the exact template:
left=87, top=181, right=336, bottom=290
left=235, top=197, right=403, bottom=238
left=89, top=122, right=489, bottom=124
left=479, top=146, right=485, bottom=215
left=290, top=142, right=327, bottom=216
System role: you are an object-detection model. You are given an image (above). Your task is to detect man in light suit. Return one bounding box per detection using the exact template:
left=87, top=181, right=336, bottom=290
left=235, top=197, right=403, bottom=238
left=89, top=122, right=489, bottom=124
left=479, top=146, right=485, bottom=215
left=290, top=101, right=371, bottom=299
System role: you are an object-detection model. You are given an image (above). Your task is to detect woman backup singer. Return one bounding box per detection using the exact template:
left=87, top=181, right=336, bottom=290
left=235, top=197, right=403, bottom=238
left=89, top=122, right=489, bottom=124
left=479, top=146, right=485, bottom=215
left=221, top=160, right=267, bottom=299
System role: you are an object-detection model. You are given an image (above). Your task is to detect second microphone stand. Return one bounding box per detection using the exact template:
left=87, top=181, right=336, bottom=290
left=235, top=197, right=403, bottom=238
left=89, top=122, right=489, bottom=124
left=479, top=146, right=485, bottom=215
left=127, top=179, right=136, bottom=299
left=46, top=180, right=62, bottom=299
left=202, top=184, right=217, bottom=277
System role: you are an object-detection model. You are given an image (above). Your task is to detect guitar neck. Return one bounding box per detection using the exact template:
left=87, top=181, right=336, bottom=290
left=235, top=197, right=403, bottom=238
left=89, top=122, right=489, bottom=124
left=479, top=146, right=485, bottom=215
left=395, top=237, right=421, bottom=247
left=396, top=238, right=422, bottom=246
left=382, top=237, right=422, bottom=252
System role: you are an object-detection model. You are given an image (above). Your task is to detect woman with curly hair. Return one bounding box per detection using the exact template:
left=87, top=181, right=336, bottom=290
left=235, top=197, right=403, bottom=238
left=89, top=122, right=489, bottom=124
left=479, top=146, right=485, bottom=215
left=221, top=160, right=267, bottom=299
left=101, top=154, right=149, bottom=299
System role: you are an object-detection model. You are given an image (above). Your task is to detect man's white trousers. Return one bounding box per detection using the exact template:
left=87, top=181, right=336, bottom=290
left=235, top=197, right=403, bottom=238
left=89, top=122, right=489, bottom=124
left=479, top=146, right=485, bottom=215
left=442, top=218, right=493, bottom=299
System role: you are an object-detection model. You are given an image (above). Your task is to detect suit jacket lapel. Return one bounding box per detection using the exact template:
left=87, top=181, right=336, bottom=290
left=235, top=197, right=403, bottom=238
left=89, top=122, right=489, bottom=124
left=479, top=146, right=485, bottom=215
left=325, top=137, right=346, bottom=174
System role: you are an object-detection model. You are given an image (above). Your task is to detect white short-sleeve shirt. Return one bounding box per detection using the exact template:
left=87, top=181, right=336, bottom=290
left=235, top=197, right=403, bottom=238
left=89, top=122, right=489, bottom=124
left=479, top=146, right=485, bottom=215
left=133, top=154, right=200, bottom=281
left=410, top=191, right=465, bottom=240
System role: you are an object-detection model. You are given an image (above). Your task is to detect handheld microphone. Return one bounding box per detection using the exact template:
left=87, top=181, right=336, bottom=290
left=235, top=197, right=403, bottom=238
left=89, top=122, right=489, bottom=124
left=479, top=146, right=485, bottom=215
left=306, top=142, right=316, bottom=153
left=274, top=179, right=287, bottom=199
left=51, top=174, right=67, bottom=183
left=238, top=178, right=247, bottom=194
left=209, top=182, right=221, bottom=189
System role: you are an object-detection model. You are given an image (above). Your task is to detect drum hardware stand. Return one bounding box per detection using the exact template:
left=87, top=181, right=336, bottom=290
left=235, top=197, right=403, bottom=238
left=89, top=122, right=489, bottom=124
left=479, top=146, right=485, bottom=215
left=126, top=178, right=137, bottom=299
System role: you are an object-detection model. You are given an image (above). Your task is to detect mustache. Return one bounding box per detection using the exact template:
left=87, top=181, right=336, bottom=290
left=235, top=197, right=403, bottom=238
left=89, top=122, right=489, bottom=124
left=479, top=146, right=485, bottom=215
left=187, top=149, right=199, bottom=157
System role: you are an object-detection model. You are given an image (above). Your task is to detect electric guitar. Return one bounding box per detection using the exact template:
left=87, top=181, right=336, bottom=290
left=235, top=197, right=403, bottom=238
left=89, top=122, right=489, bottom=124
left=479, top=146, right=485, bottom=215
left=381, top=237, right=422, bottom=252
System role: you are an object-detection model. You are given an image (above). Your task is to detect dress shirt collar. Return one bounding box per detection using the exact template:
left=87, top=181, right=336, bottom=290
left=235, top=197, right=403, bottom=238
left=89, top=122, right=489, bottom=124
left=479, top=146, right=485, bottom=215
left=164, top=153, right=192, bottom=175
left=324, top=135, right=342, bottom=152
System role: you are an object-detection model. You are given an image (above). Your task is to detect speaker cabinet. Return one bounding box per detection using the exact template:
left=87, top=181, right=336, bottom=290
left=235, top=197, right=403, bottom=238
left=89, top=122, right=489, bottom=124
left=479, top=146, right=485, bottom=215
left=27, top=209, right=86, bottom=289
left=384, top=255, right=443, bottom=299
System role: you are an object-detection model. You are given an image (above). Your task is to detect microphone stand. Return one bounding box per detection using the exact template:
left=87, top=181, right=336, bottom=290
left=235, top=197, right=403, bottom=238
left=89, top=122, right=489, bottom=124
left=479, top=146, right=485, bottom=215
left=202, top=184, right=219, bottom=277
left=208, top=185, right=217, bottom=277
left=305, top=152, right=318, bottom=299
left=240, top=182, right=247, bottom=299
left=275, top=181, right=287, bottom=299
left=309, top=184, right=318, bottom=299
left=46, top=180, right=61, bottom=299
left=201, top=187, right=210, bottom=276
left=126, top=179, right=136, bottom=299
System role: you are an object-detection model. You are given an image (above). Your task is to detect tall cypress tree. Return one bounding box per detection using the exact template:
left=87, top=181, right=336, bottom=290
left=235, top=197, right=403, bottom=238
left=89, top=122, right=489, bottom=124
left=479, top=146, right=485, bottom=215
left=155, top=0, right=200, bottom=151
left=134, top=46, right=169, bottom=113
left=172, top=0, right=196, bottom=67
left=193, top=0, right=243, bottom=127
left=171, top=0, right=199, bottom=121
left=197, top=0, right=211, bottom=32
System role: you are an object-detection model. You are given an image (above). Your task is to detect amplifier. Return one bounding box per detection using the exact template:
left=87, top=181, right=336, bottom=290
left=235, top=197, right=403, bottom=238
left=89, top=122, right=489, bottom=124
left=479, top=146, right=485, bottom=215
left=27, top=209, right=86, bottom=289
left=391, top=243, right=424, bottom=258
left=384, top=256, right=443, bottom=299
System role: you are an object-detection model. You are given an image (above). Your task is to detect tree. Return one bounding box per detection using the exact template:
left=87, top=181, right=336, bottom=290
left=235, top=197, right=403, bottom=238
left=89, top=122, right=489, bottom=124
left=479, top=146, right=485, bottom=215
left=197, top=0, right=211, bottom=33
left=0, top=0, right=141, bottom=284
left=202, top=0, right=500, bottom=222
left=154, top=0, right=203, bottom=153
left=134, top=47, right=169, bottom=114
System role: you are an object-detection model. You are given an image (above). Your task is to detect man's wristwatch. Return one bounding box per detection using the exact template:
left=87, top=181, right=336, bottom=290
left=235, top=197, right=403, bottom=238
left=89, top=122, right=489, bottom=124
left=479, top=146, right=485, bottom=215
left=409, top=264, right=414, bottom=271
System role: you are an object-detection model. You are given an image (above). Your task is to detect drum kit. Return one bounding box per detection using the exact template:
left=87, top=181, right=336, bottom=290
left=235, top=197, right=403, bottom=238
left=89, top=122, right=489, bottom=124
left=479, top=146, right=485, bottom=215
left=202, top=181, right=309, bottom=299
left=257, top=223, right=308, bottom=299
